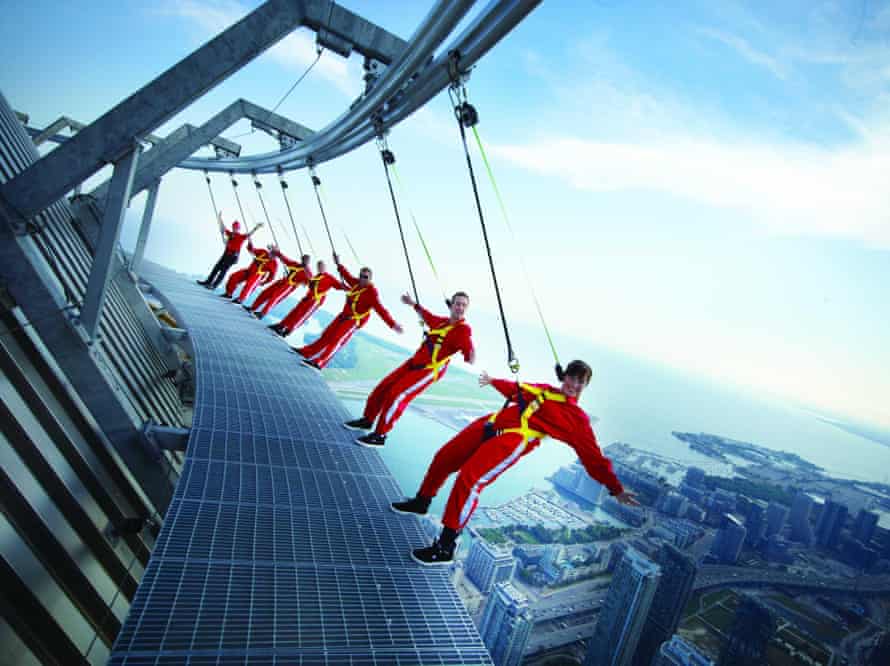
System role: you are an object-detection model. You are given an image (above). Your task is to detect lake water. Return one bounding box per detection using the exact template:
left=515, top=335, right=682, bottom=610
left=341, top=331, right=890, bottom=528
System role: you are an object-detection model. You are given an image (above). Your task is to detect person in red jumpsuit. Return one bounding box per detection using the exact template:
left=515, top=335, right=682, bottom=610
left=390, top=360, right=639, bottom=565
left=249, top=249, right=312, bottom=319
left=197, top=213, right=262, bottom=289
left=296, top=254, right=403, bottom=370
left=268, top=259, right=344, bottom=336
left=343, top=291, right=475, bottom=448
left=223, top=243, right=278, bottom=304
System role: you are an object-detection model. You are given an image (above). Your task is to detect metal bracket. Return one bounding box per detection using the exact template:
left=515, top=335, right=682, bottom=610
left=140, top=419, right=190, bottom=462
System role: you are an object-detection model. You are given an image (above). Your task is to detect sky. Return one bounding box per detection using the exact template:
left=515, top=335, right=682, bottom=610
left=1, top=0, right=889, bottom=429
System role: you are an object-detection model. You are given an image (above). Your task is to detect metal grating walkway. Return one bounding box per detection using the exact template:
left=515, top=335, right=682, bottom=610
left=110, top=264, right=492, bottom=665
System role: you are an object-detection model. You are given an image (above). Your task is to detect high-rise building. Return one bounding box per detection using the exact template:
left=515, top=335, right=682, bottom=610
left=853, top=509, right=879, bottom=545
left=653, top=635, right=714, bottom=665
left=719, top=595, right=776, bottom=666
left=465, top=534, right=516, bottom=594
left=709, top=514, right=746, bottom=564
left=585, top=548, right=661, bottom=666
left=789, top=491, right=814, bottom=545
left=633, top=544, right=698, bottom=666
left=479, top=582, right=534, bottom=666
left=540, top=544, right=566, bottom=582
left=553, top=460, right=607, bottom=504
left=765, top=501, right=789, bottom=538
left=815, top=499, right=848, bottom=549
left=685, top=467, right=706, bottom=488
left=744, top=500, right=767, bottom=547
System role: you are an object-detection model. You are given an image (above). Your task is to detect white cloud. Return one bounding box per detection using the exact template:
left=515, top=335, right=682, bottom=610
left=695, top=26, right=790, bottom=80
left=156, top=0, right=359, bottom=97
left=491, top=131, right=890, bottom=247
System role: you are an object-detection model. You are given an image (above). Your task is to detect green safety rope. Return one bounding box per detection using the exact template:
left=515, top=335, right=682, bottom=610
left=470, top=124, right=561, bottom=369
left=389, top=162, right=448, bottom=304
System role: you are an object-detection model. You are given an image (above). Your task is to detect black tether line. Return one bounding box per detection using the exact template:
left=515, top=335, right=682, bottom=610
left=377, top=137, right=420, bottom=306
left=308, top=164, right=337, bottom=257
left=277, top=170, right=304, bottom=255
left=203, top=170, right=220, bottom=220
left=252, top=174, right=279, bottom=247
left=449, top=82, right=519, bottom=373
left=229, top=172, right=247, bottom=225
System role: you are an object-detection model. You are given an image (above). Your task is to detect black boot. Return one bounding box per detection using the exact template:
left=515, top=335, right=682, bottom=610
left=411, top=527, right=458, bottom=566
left=391, top=494, right=431, bottom=516
left=344, top=417, right=373, bottom=431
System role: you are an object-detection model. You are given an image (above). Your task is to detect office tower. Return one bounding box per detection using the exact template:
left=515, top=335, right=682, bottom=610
left=765, top=501, right=789, bottom=538
left=540, top=544, right=566, bottom=582
left=653, top=635, right=714, bottom=665
left=479, top=582, right=534, bottom=666
left=465, top=535, right=516, bottom=594
left=789, top=491, right=814, bottom=545
left=709, top=514, right=746, bottom=564
left=744, top=500, right=767, bottom=547
left=719, top=595, right=776, bottom=666
left=853, top=509, right=879, bottom=545
left=585, top=548, right=661, bottom=666
left=685, top=467, right=706, bottom=488
left=815, top=499, right=848, bottom=549
left=634, top=544, right=698, bottom=666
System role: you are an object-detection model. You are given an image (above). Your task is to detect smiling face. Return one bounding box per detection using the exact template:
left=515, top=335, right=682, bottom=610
left=449, top=293, right=469, bottom=321
left=561, top=373, right=587, bottom=399
left=560, top=360, right=593, bottom=398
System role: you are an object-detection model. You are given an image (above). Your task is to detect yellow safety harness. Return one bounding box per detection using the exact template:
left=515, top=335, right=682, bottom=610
left=344, top=285, right=371, bottom=323
left=308, top=274, right=326, bottom=303
left=286, top=264, right=306, bottom=286
left=486, top=383, right=567, bottom=443
left=254, top=252, right=272, bottom=276
left=421, top=322, right=460, bottom=381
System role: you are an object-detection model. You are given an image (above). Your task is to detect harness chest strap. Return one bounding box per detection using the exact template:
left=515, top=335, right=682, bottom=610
left=286, top=264, right=306, bottom=285
left=486, top=383, right=567, bottom=442
left=254, top=253, right=272, bottom=275
left=345, top=285, right=370, bottom=322
left=423, top=322, right=459, bottom=380
left=309, top=275, right=325, bottom=302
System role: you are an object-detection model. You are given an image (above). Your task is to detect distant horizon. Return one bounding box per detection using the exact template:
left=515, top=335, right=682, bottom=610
left=4, top=0, right=888, bottom=430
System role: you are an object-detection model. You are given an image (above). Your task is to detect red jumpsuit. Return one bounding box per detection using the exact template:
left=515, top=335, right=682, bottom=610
left=362, top=305, right=473, bottom=436
left=296, top=264, right=398, bottom=369
left=277, top=272, right=344, bottom=334
left=250, top=250, right=312, bottom=317
left=231, top=247, right=278, bottom=302
left=418, top=378, right=624, bottom=531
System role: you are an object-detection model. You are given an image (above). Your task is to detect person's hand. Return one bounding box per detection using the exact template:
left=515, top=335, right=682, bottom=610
left=615, top=491, right=640, bottom=507
left=393, top=323, right=404, bottom=334
left=333, top=253, right=340, bottom=264
left=257, top=222, right=264, bottom=228
left=479, top=371, right=492, bottom=387
left=400, top=292, right=415, bottom=307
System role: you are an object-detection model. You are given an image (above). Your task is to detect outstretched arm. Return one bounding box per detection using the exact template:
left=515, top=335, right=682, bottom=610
left=337, top=262, right=358, bottom=287
left=372, top=291, right=402, bottom=333
left=247, top=222, right=263, bottom=237
left=401, top=293, right=438, bottom=327
left=479, top=372, right=518, bottom=399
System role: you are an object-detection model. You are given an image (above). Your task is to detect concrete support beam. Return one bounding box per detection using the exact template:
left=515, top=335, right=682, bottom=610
left=80, top=144, right=141, bottom=339
left=131, top=179, right=160, bottom=274
left=0, top=0, right=406, bottom=220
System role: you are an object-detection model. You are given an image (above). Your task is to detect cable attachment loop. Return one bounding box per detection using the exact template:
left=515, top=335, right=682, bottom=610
left=509, top=356, right=521, bottom=375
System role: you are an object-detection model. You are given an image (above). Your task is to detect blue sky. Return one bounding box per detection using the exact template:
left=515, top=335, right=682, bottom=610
left=2, top=0, right=889, bottom=428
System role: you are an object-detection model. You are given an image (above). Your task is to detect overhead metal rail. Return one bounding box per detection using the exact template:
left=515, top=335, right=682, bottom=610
left=0, top=0, right=410, bottom=220
left=182, top=0, right=541, bottom=175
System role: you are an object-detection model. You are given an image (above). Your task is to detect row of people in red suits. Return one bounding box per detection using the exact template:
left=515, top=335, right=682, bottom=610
left=198, top=218, right=638, bottom=565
